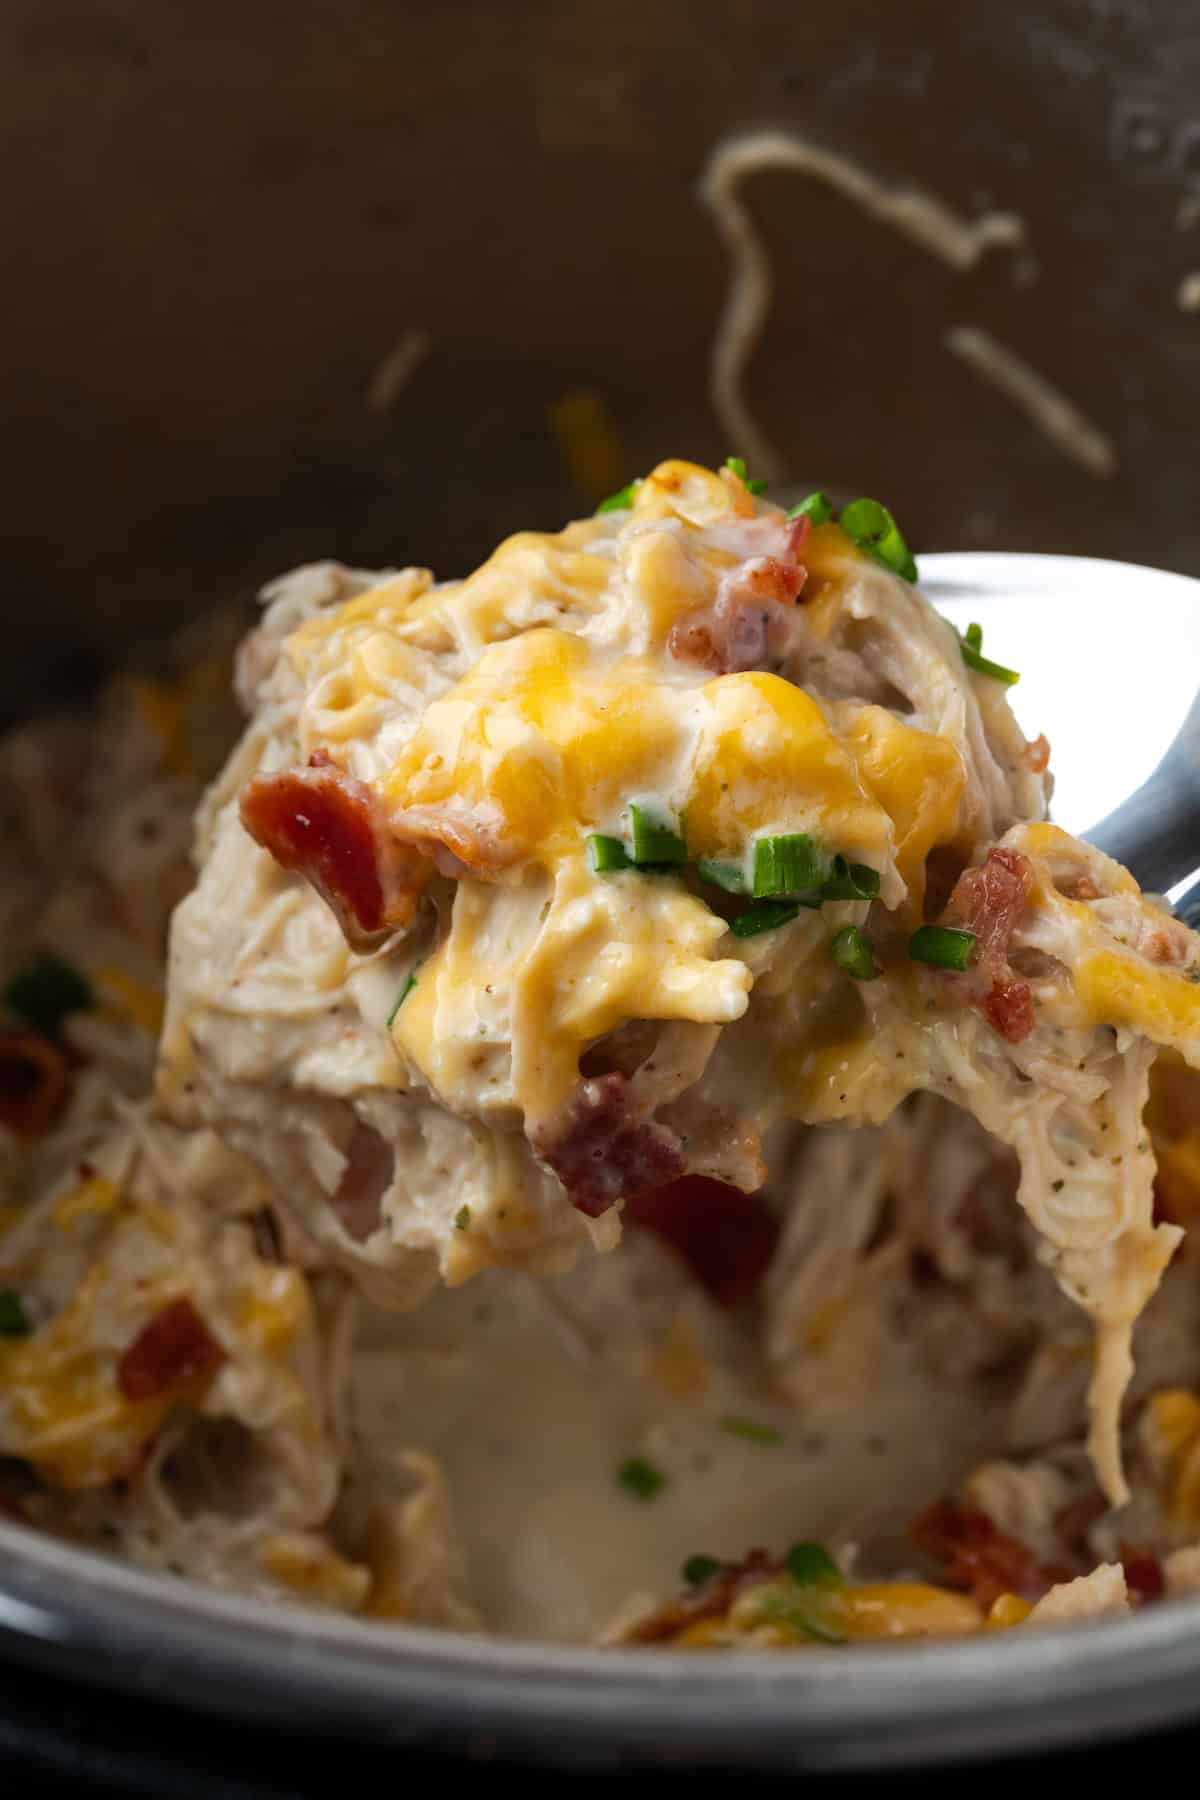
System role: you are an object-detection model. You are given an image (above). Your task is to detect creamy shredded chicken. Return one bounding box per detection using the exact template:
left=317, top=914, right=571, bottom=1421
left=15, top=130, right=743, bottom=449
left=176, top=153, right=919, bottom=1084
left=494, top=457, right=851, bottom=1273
left=4, top=459, right=1200, bottom=1646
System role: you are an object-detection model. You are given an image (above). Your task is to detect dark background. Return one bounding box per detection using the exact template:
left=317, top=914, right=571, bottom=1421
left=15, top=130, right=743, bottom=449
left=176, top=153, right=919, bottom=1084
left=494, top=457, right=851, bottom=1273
left=4, top=0, right=1200, bottom=721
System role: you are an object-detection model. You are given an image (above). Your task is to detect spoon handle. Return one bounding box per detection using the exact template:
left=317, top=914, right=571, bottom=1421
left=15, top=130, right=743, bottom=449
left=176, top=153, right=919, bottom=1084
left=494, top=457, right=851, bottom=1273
left=1086, top=689, right=1200, bottom=902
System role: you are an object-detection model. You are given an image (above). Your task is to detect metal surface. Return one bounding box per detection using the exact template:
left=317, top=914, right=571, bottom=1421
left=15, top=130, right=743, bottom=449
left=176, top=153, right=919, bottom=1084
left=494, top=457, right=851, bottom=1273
left=4, top=1, right=1200, bottom=720
left=2, top=1516, right=1200, bottom=1772
left=925, top=553, right=1200, bottom=903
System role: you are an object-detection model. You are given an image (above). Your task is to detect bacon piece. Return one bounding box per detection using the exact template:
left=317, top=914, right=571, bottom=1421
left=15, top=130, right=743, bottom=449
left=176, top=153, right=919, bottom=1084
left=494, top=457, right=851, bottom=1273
left=532, top=1073, right=686, bottom=1218
left=948, top=846, right=1032, bottom=962
left=330, top=1121, right=393, bottom=1243
left=1024, top=733, right=1051, bottom=775
left=669, top=520, right=810, bottom=674
left=942, top=846, right=1036, bottom=1044
left=1119, top=1543, right=1165, bottom=1605
left=911, top=1498, right=1070, bottom=1609
left=0, top=1029, right=71, bottom=1138
left=625, top=1549, right=778, bottom=1645
left=982, top=974, right=1036, bottom=1043
left=240, top=757, right=428, bottom=950
left=117, top=1299, right=225, bottom=1403
left=626, top=1176, right=779, bottom=1307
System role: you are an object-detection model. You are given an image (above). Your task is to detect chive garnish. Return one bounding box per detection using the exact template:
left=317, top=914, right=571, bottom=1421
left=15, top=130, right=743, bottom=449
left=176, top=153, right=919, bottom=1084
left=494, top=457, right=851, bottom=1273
left=719, top=1415, right=782, bottom=1445
left=786, top=1541, right=842, bottom=1587
left=730, top=900, right=812, bottom=938
left=386, top=967, right=420, bottom=1027
left=724, top=455, right=768, bottom=497
left=0, top=1290, right=32, bottom=1337
left=752, top=833, right=824, bottom=899
left=787, top=492, right=835, bottom=526
left=754, top=1544, right=847, bottom=1643
left=820, top=856, right=881, bottom=901
left=2, top=954, right=93, bottom=1038
left=960, top=622, right=1020, bottom=686
left=454, top=1205, right=471, bottom=1231
left=839, top=497, right=918, bottom=584
left=596, top=480, right=641, bottom=514
left=909, top=924, right=977, bottom=971
left=682, top=1554, right=722, bottom=1588
left=588, top=833, right=632, bottom=874
left=628, top=803, right=687, bottom=867
left=830, top=925, right=880, bottom=980
left=696, top=857, right=749, bottom=895
left=616, top=1456, right=667, bottom=1500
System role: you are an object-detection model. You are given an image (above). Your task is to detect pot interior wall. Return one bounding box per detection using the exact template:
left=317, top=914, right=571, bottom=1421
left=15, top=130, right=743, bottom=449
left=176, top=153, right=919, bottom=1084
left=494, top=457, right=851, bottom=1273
left=4, top=1, right=1199, bottom=718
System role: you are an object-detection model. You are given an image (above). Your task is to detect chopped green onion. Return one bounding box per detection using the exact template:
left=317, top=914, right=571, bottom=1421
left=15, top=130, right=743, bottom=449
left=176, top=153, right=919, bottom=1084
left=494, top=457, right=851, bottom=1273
left=454, top=1205, right=471, bottom=1231
left=596, top=480, right=641, bottom=514
left=588, top=833, right=632, bottom=873
left=0, top=1290, right=32, bottom=1337
left=724, top=455, right=767, bottom=496
left=839, top=497, right=917, bottom=584
left=628, top=803, right=687, bottom=867
left=730, top=899, right=814, bottom=938
left=386, top=968, right=419, bottom=1027
left=719, top=1415, right=782, bottom=1445
left=786, top=1541, right=842, bottom=1587
left=787, top=491, right=835, bottom=526
left=682, top=1553, right=722, bottom=1588
left=831, top=925, right=880, bottom=981
left=909, top=924, right=977, bottom=971
left=753, top=833, right=825, bottom=899
left=960, top=624, right=1020, bottom=686
left=616, top=1456, right=667, bottom=1501
left=3, top=954, right=93, bottom=1037
left=696, top=857, right=749, bottom=895
left=821, top=856, right=881, bottom=901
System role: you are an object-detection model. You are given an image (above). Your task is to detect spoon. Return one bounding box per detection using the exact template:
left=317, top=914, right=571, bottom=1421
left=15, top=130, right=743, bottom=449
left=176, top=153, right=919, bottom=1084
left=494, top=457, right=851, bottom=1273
left=923, top=552, right=1200, bottom=926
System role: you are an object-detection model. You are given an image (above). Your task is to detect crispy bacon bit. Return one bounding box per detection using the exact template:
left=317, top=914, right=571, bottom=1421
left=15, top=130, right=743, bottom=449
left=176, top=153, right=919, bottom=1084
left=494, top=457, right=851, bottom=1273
left=942, top=846, right=1036, bottom=1044
left=117, top=1299, right=225, bottom=1403
left=532, top=1073, right=686, bottom=1218
left=948, top=846, right=1032, bottom=961
left=627, top=1176, right=779, bottom=1307
left=1025, top=733, right=1051, bottom=775
left=669, top=521, right=810, bottom=674
left=911, top=1498, right=1069, bottom=1609
left=1119, top=1543, right=1165, bottom=1605
left=330, top=1121, right=393, bottom=1243
left=0, top=1029, right=71, bottom=1138
left=239, top=761, right=428, bottom=950
left=982, top=974, right=1037, bottom=1043
left=626, top=1549, right=778, bottom=1645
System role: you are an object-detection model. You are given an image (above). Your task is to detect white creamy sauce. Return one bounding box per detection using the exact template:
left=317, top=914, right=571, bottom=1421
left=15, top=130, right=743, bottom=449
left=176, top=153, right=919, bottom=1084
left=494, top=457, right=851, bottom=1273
left=352, top=1245, right=1006, bottom=1641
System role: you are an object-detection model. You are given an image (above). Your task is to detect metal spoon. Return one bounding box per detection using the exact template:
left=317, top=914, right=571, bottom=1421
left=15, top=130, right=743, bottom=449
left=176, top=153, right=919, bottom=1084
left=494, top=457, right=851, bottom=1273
left=923, top=553, right=1200, bottom=925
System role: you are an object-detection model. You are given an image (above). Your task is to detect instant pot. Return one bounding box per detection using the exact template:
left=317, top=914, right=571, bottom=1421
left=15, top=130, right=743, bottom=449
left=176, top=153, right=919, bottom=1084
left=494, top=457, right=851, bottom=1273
left=3, top=0, right=1200, bottom=1779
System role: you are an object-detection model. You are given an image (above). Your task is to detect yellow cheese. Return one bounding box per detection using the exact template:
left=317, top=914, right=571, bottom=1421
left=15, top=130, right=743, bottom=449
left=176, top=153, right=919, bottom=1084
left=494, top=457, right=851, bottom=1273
left=1077, top=950, right=1200, bottom=1046
left=92, top=966, right=165, bottom=1037
left=842, top=704, right=966, bottom=897
left=286, top=567, right=435, bottom=669
left=237, top=1267, right=312, bottom=1352
left=1147, top=1388, right=1200, bottom=1523
left=545, top=389, right=627, bottom=503
left=1155, top=1131, right=1200, bottom=1222
left=632, top=459, right=736, bottom=528
left=53, top=1177, right=120, bottom=1232
left=0, top=1267, right=169, bottom=1488
left=987, top=1593, right=1034, bottom=1629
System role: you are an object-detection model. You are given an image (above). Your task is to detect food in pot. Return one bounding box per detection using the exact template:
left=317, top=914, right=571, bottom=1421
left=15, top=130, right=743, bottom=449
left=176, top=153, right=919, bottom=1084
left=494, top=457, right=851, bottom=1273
left=3, top=459, right=1199, bottom=1645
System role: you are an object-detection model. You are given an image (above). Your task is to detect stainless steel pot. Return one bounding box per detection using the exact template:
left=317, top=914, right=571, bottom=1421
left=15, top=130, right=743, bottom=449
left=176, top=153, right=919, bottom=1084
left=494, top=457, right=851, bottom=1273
left=4, top=0, right=1200, bottom=1766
